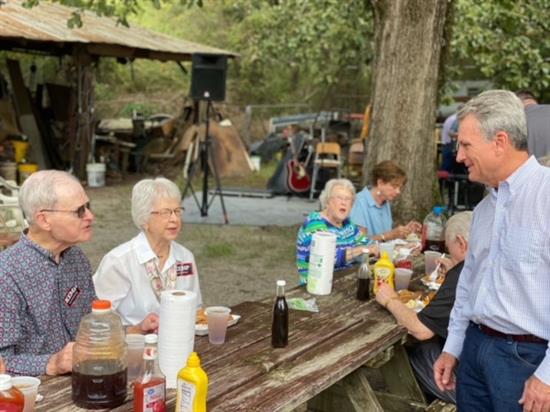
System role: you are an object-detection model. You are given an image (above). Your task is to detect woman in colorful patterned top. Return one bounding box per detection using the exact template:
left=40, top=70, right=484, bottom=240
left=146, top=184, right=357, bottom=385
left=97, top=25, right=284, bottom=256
left=94, top=177, right=202, bottom=333
left=296, top=179, right=378, bottom=285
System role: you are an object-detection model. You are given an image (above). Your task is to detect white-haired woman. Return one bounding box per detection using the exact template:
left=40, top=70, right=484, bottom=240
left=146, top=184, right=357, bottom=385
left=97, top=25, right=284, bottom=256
left=296, top=178, right=378, bottom=285
left=94, top=177, right=202, bottom=334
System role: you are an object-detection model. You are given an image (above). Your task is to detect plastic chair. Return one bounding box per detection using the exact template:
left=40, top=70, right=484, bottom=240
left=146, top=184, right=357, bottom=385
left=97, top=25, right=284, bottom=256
left=309, top=142, right=342, bottom=200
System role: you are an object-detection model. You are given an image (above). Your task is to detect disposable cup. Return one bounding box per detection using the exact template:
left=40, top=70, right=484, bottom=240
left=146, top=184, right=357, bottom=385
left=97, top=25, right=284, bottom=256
left=394, top=268, right=414, bottom=291
left=125, top=333, right=145, bottom=383
left=379, top=242, right=395, bottom=261
left=205, top=306, right=231, bottom=345
left=12, top=376, right=40, bottom=412
left=424, top=251, right=442, bottom=275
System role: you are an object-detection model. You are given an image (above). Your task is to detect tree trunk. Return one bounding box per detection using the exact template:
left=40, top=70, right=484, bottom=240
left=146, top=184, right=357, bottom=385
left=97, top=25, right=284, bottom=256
left=365, top=0, right=451, bottom=223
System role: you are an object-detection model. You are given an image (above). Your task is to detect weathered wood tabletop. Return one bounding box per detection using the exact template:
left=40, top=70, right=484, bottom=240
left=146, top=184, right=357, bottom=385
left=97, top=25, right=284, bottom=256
left=36, top=268, right=426, bottom=411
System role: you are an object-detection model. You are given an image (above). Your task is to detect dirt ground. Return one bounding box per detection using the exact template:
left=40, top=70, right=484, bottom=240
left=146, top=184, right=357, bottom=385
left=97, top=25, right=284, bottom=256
left=80, top=177, right=301, bottom=307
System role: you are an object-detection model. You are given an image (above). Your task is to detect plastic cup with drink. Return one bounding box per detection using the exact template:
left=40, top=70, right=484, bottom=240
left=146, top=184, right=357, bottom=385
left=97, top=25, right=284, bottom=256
left=379, top=242, right=395, bottom=261
left=12, top=376, right=41, bottom=412
left=205, top=306, right=231, bottom=345
left=394, top=268, right=414, bottom=291
left=424, top=251, right=442, bottom=276
left=125, top=334, right=145, bottom=383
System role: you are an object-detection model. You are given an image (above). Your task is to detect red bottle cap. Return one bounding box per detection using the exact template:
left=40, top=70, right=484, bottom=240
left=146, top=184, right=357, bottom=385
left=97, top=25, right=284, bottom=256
left=92, top=300, right=112, bottom=310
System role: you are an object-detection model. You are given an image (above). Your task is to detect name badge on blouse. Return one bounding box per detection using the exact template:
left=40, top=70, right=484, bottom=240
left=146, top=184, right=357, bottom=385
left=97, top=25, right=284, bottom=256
left=64, top=285, right=81, bottom=307
left=176, top=261, right=193, bottom=277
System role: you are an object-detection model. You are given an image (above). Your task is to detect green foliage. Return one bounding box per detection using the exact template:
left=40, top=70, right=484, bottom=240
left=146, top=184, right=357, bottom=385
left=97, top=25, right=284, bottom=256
left=19, top=0, right=550, bottom=110
left=449, top=0, right=550, bottom=100
left=118, top=102, right=156, bottom=117
left=23, top=0, right=202, bottom=27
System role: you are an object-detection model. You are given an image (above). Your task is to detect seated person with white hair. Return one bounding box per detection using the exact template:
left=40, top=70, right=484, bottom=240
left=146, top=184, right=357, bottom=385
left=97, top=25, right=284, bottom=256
left=296, top=178, right=378, bottom=285
left=0, top=170, right=96, bottom=376
left=94, top=177, right=202, bottom=333
left=375, top=211, right=473, bottom=404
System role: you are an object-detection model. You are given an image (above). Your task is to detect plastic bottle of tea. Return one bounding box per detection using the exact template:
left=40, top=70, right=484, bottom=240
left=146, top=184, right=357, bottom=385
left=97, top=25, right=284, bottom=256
left=72, top=300, right=127, bottom=409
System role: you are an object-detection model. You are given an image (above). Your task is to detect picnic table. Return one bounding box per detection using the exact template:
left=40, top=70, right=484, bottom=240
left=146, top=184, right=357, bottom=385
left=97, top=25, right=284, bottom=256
left=36, top=267, right=431, bottom=411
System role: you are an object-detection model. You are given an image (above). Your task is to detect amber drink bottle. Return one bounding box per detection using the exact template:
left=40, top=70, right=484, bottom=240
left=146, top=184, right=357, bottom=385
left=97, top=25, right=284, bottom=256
left=271, top=280, right=288, bottom=348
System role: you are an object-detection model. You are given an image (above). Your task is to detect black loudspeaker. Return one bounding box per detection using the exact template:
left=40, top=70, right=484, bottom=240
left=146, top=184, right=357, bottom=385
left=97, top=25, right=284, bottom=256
left=190, top=54, right=227, bottom=101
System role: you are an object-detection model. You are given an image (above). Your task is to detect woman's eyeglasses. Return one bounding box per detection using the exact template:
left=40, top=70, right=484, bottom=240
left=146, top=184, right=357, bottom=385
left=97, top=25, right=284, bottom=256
left=150, top=207, right=184, bottom=219
left=40, top=201, right=91, bottom=219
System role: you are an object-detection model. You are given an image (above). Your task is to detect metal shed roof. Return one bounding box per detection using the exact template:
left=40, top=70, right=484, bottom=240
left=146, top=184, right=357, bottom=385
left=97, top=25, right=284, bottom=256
left=0, top=0, right=237, bottom=61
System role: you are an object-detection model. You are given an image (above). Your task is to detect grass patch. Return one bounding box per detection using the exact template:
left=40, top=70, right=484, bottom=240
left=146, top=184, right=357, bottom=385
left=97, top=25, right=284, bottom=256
left=201, top=242, right=236, bottom=258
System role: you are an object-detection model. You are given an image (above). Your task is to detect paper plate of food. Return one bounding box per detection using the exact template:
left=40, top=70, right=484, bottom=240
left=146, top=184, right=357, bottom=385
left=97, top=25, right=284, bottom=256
left=421, top=273, right=445, bottom=290
left=398, top=290, right=436, bottom=312
left=195, top=308, right=241, bottom=336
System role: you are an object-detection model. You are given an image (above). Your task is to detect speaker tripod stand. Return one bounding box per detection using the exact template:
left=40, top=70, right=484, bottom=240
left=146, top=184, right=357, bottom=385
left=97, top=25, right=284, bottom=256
left=182, top=99, right=229, bottom=224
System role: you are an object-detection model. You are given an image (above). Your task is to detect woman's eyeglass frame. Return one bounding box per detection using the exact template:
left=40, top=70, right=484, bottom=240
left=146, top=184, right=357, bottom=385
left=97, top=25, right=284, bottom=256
left=150, top=207, right=185, bottom=219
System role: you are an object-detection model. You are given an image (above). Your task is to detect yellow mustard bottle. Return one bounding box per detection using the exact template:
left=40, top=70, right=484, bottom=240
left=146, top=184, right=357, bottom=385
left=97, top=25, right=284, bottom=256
left=175, top=352, right=208, bottom=412
left=373, top=251, right=395, bottom=294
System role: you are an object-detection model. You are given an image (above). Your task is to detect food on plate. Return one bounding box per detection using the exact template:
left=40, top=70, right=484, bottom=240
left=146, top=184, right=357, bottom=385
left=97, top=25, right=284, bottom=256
left=422, top=273, right=445, bottom=285
left=398, top=289, right=421, bottom=303
left=406, top=233, right=420, bottom=242
left=196, top=308, right=208, bottom=324
left=196, top=308, right=234, bottom=325
left=421, top=291, right=436, bottom=306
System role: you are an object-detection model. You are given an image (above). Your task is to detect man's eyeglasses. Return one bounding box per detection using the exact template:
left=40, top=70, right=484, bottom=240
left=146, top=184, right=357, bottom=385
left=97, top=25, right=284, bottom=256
left=150, top=207, right=184, bottom=219
left=40, top=201, right=91, bottom=219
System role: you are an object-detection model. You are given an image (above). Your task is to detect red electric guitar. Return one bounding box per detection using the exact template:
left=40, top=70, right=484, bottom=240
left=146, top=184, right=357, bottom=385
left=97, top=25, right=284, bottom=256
left=286, top=134, right=311, bottom=194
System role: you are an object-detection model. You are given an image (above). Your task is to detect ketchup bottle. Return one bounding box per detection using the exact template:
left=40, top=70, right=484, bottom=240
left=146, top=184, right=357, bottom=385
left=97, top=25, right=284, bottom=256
left=0, top=374, right=24, bottom=412
left=133, top=334, right=166, bottom=412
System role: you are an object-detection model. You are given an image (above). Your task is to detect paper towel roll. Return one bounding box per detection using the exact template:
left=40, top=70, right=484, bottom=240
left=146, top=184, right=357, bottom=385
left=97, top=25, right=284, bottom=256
left=307, top=231, right=337, bottom=295
left=158, top=290, right=197, bottom=388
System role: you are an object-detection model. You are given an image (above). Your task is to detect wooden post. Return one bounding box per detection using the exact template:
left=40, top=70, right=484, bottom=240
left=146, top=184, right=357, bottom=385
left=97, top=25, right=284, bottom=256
left=70, top=46, right=95, bottom=181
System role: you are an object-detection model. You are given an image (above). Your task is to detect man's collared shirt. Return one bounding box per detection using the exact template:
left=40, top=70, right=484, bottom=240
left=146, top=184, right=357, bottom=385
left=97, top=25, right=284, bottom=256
left=0, top=233, right=95, bottom=376
left=444, top=156, right=550, bottom=384
left=350, top=187, right=393, bottom=237
left=93, top=231, right=202, bottom=326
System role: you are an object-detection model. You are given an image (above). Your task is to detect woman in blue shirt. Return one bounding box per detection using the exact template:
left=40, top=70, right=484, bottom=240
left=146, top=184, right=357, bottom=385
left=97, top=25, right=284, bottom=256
left=351, top=161, right=421, bottom=241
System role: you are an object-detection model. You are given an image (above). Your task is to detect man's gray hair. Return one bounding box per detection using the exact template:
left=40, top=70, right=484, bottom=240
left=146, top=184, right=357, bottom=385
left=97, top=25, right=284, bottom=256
left=319, top=178, right=356, bottom=209
left=445, top=211, right=473, bottom=243
left=458, top=90, right=528, bottom=150
left=131, top=177, right=182, bottom=229
left=19, top=170, right=80, bottom=224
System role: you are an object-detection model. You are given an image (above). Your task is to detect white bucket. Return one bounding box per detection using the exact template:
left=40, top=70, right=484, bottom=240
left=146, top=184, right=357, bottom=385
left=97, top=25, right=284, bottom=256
left=251, top=156, right=261, bottom=172
left=86, top=163, right=106, bottom=188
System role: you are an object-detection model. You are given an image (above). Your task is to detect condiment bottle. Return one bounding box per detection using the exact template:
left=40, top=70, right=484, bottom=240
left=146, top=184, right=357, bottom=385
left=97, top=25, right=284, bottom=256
left=0, top=374, right=24, bottom=412
left=271, top=280, right=288, bottom=348
left=175, top=352, right=208, bottom=412
left=421, top=206, right=447, bottom=252
left=72, top=299, right=127, bottom=409
left=373, top=251, right=395, bottom=294
left=356, top=262, right=371, bottom=301
left=133, top=334, right=166, bottom=412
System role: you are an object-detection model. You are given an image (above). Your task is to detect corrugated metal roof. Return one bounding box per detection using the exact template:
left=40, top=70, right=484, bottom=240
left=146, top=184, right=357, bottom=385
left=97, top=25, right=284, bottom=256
left=0, top=0, right=237, bottom=61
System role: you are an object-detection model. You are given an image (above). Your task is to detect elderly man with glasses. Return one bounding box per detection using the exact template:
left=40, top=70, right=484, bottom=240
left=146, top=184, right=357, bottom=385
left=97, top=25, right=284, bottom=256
left=0, top=170, right=96, bottom=376
left=94, top=177, right=202, bottom=333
